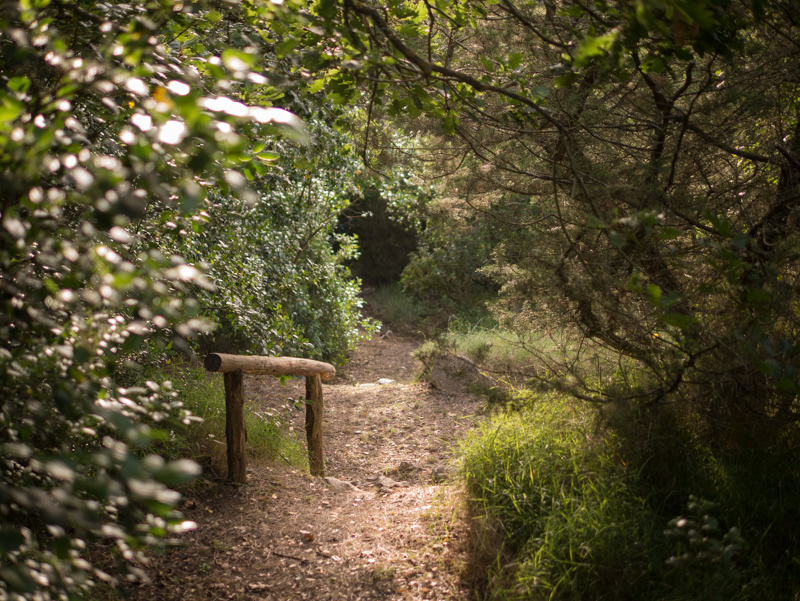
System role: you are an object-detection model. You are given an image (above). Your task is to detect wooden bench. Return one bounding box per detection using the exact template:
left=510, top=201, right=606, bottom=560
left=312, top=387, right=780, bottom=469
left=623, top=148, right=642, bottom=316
left=203, top=353, right=336, bottom=482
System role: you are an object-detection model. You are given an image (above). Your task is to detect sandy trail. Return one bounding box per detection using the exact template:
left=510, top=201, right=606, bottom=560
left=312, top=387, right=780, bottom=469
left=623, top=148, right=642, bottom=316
left=131, top=334, right=484, bottom=601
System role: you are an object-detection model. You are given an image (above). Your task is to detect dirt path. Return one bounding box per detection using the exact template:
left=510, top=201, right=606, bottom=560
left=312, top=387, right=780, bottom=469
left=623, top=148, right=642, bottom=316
left=131, top=335, right=484, bottom=601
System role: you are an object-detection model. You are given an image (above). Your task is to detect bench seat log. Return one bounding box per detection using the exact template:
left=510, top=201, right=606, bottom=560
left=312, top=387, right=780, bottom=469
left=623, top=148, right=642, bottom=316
left=204, top=353, right=336, bottom=380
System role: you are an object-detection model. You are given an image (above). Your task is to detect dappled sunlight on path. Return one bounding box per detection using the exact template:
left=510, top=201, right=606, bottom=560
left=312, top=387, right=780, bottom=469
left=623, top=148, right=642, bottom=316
left=130, top=334, right=484, bottom=601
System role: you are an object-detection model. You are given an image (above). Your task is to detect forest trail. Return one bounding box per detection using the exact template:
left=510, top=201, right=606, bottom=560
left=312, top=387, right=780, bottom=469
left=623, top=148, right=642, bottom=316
left=131, top=334, right=485, bottom=601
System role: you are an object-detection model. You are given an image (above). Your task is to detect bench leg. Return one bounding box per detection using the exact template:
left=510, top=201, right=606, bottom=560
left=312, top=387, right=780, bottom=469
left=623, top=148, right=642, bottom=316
left=224, top=369, right=247, bottom=483
left=305, top=374, right=325, bottom=477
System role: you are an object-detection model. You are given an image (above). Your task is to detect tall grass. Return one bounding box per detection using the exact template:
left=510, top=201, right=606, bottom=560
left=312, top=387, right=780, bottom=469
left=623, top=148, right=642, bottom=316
left=366, top=284, right=425, bottom=329
left=460, top=393, right=800, bottom=600
left=415, top=322, right=553, bottom=384
left=149, top=367, right=308, bottom=475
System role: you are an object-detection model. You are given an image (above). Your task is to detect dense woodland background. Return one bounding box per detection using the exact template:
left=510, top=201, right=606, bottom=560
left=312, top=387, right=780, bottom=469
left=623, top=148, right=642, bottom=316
left=2, top=0, right=800, bottom=598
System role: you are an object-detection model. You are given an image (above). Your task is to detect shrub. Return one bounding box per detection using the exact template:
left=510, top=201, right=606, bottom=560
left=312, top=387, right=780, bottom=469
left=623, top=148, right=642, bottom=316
left=0, top=1, right=317, bottom=597
left=364, top=284, right=426, bottom=331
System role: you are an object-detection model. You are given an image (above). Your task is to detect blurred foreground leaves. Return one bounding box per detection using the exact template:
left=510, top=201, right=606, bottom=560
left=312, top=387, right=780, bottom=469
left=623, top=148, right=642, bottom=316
left=0, top=0, right=313, bottom=597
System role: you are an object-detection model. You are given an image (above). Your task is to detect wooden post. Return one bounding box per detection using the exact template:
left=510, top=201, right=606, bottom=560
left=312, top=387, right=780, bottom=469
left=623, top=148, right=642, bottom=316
left=305, top=374, right=325, bottom=477
left=224, top=369, right=247, bottom=483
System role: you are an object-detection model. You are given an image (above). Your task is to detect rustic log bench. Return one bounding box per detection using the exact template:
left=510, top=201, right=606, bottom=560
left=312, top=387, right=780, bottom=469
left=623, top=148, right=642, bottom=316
left=203, top=353, right=336, bottom=482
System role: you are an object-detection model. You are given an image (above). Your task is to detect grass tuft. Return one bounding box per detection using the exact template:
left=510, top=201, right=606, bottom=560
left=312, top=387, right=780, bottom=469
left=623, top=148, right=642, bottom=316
left=365, top=284, right=425, bottom=331
left=415, top=323, right=546, bottom=387
left=150, top=367, right=308, bottom=476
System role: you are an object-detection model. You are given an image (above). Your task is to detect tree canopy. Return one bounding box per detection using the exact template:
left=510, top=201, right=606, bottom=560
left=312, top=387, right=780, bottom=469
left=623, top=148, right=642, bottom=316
left=297, top=0, right=800, bottom=428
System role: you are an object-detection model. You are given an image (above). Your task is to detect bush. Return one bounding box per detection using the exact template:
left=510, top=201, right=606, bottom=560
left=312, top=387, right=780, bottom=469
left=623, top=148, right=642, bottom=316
left=364, top=284, right=426, bottom=331
left=0, top=1, right=318, bottom=597
left=416, top=322, right=536, bottom=372
left=165, top=116, right=372, bottom=366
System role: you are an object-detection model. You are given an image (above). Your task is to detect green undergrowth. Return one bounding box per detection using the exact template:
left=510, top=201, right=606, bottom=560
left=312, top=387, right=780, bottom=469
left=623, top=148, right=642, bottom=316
left=416, top=322, right=545, bottom=380
left=460, top=394, right=800, bottom=600
left=366, top=283, right=426, bottom=332
left=365, top=284, right=496, bottom=337
left=147, top=366, right=308, bottom=475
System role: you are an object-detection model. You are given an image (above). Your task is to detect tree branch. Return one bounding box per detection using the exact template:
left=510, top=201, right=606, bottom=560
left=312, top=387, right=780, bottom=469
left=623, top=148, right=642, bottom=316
left=683, top=122, right=779, bottom=165
left=343, top=0, right=565, bottom=133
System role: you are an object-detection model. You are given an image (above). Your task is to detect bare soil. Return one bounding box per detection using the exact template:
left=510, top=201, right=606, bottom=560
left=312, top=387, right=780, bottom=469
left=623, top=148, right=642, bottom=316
left=130, top=334, right=486, bottom=601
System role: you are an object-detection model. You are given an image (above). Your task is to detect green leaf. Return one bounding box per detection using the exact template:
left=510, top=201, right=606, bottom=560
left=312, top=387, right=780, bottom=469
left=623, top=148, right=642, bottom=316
left=316, top=0, right=337, bottom=21
left=625, top=271, right=643, bottom=294
left=275, top=38, right=300, bottom=58
left=0, top=93, right=24, bottom=123
left=8, top=77, right=31, bottom=93
left=555, top=72, right=577, bottom=88
left=658, top=226, right=682, bottom=240
left=52, top=537, right=70, bottom=560
left=328, top=92, right=348, bottom=105
left=531, top=86, right=550, bottom=99
left=659, top=312, right=698, bottom=330
left=647, top=284, right=662, bottom=307
left=308, top=79, right=326, bottom=94
left=121, top=334, right=143, bottom=353
left=0, top=527, right=24, bottom=553
left=705, top=210, right=732, bottom=237
left=0, top=566, right=36, bottom=594
left=745, top=287, right=771, bottom=304
left=413, top=0, right=428, bottom=23
left=731, top=233, right=750, bottom=249
left=156, top=458, right=201, bottom=485
left=575, top=30, right=619, bottom=65
left=641, top=53, right=666, bottom=73
left=222, top=49, right=257, bottom=73
left=608, top=230, right=625, bottom=248
left=443, top=112, right=458, bottom=135
left=257, top=151, right=280, bottom=162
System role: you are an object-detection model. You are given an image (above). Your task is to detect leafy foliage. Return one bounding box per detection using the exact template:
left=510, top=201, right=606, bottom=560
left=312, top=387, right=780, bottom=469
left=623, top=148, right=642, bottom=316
left=171, top=116, right=369, bottom=364
left=401, top=196, right=501, bottom=318
left=0, top=0, right=334, bottom=597
left=145, top=2, right=374, bottom=363
left=5, top=0, right=800, bottom=597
